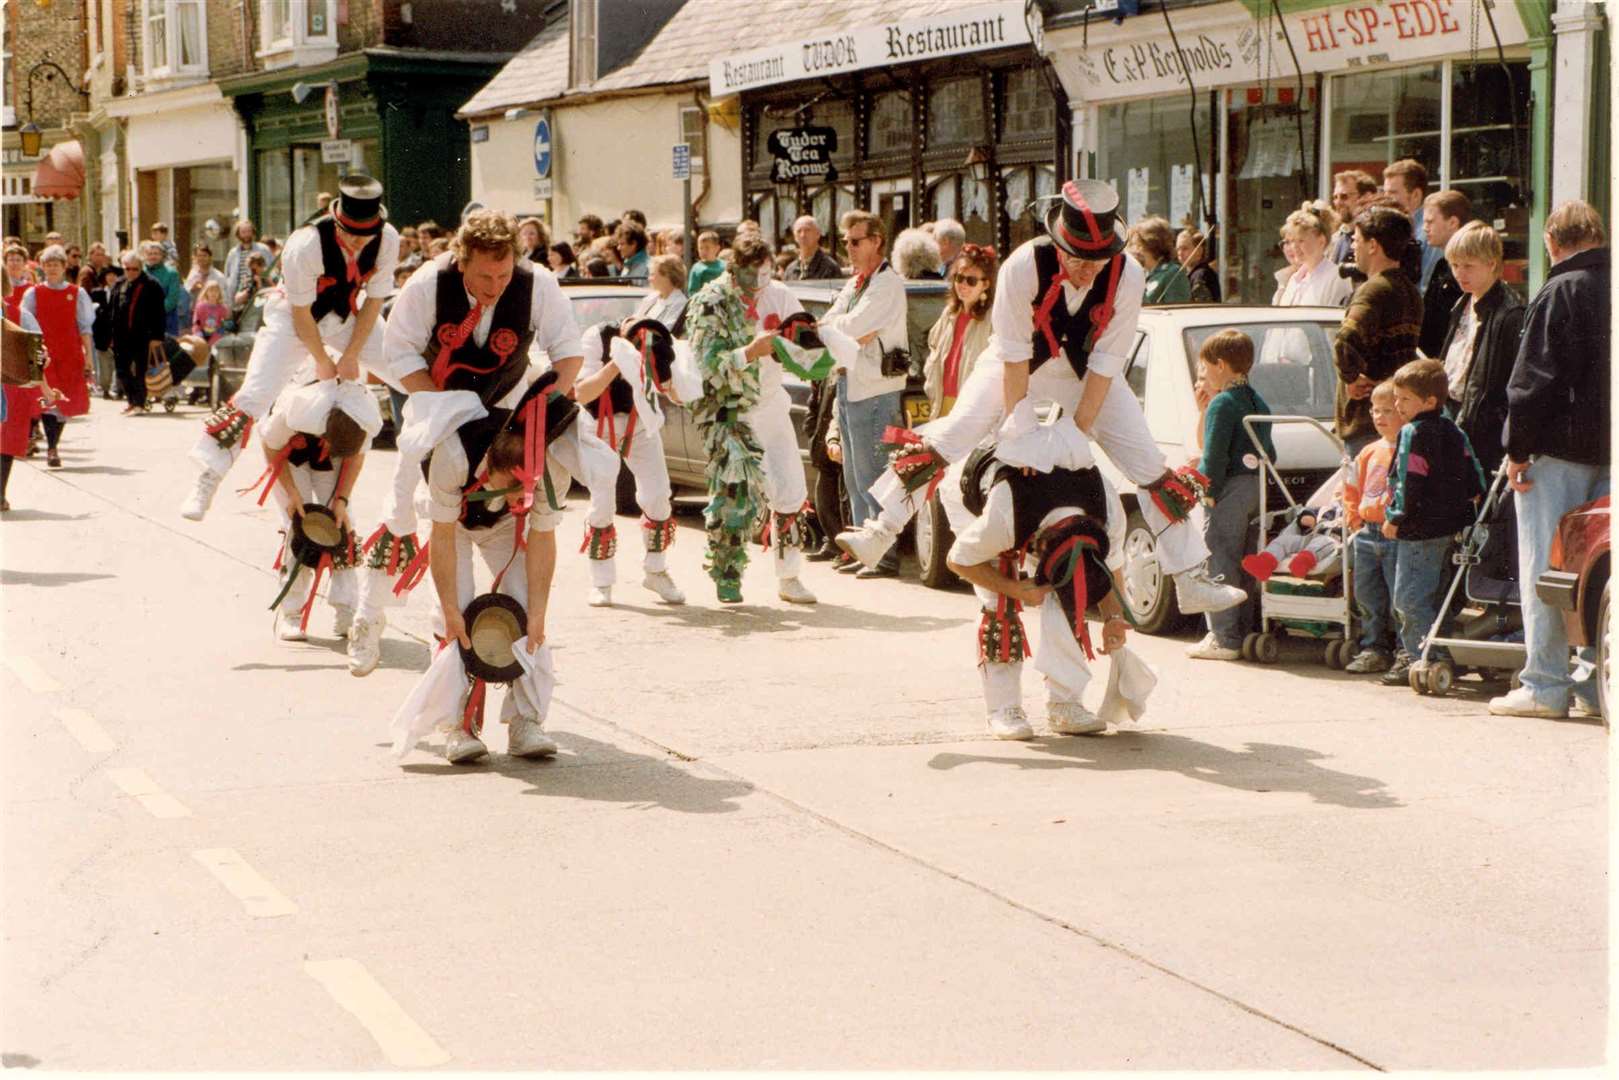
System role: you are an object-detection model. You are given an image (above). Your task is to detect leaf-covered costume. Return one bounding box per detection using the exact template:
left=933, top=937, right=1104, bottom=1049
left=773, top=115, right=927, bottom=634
left=684, top=273, right=768, bottom=590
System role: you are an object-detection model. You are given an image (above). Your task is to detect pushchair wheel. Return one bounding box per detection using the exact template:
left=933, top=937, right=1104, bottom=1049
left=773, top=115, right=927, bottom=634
left=1409, top=663, right=1430, bottom=694
left=1241, top=632, right=1259, bottom=661
left=1426, top=660, right=1454, bottom=697
left=163, top=396, right=178, bottom=413
left=1255, top=633, right=1280, bottom=664
left=1323, top=640, right=1348, bottom=669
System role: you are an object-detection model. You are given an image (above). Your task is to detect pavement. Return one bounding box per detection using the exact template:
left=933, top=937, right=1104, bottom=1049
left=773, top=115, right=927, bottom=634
left=0, top=397, right=1610, bottom=1071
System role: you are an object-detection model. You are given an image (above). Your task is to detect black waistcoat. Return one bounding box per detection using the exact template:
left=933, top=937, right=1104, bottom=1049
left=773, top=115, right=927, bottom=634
left=1000, top=464, right=1108, bottom=554
left=425, top=256, right=535, bottom=410
left=583, top=323, right=635, bottom=420
left=308, top=217, right=382, bottom=322
left=1029, top=238, right=1125, bottom=379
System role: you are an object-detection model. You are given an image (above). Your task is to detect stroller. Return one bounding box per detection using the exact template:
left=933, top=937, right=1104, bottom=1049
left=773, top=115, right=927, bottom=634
left=1239, top=415, right=1357, bottom=666
left=1407, top=459, right=1525, bottom=696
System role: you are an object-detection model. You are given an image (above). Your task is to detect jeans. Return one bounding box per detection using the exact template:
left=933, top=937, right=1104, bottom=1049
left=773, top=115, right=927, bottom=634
left=836, top=375, right=902, bottom=533
left=1392, top=535, right=1451, bottom=659
left=1351, top=525, right=1399, bottom=653
left=1514, top=455, right=1610, bottom=708
left=1202, top=481, right=1258, bottom=647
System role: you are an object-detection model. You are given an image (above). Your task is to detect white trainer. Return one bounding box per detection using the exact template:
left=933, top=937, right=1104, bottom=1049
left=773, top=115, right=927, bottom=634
left=777, top=577, right=817, bottom=604
left=276, top=611, right=307, bottom=642
left=330, top=603, right=355, bottom=639
left=1174, top=563, right=1248, bottom=615
left=1049, top=701, right=1107, bottom=735
left=1487, top=687, right=1568, bottom=719
left=588, top=586, right=613, bottom=607
left=507, top=716, right=558, bottom=758
left=443, top=728, right=489, bottom=764
left=835, top=521, right=898, bottom=569
left=988, top=706, right=1034, bottom=740
left=347, top=614, right=385, bottom=677
left=642, top=571, right=685, bottom=604
left=1186, top=633, right=1242, bottom=661
left=180, top=467, right=224, bottom=521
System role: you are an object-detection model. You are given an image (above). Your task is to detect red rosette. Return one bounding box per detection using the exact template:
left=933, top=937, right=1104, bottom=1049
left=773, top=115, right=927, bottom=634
left=490, top=328, right=519, bottom=360
left=435, top=322, right=460, bottom=349
left=762, top=313, right=780, bottom=331
left=316, top=275, right=337, bottom=293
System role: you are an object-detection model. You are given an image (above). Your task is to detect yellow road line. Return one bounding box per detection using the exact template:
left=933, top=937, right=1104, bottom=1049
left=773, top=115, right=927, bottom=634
left=191, top=848, right=298, bottom=918
left=105, top=767, right=192, bottom=819
left=304, top=958, right=451, bottom=1068
left=57, top=708, right=115, bottom=754
left=5, top=655, right=61, bottom=694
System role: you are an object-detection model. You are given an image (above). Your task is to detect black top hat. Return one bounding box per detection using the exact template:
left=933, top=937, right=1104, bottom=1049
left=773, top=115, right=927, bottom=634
left=510, top=368, right=579, bottom=444
left=289, top=503, right=346, bottom=567
left=460, top=592, right=528, bottom=683
left=1045, top=179, right=1126, bottom=259
left=1033, top=513, right=1114, bottom=630
left=331, top=173, right=387, bottom=236
left=623, top=317, right=675, bottom=384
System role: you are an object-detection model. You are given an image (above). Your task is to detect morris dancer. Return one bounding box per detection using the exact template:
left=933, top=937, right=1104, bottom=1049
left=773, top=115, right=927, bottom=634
left=1, top=309, right=50, bottom=512
left=683, top=236, right=823, bottom=605
left=17, top=245, right=93, bottom=469
left=351, top=209, right=613, bottom=676
left=946, top=419, right=1142, bottom=740
left=837, top=179, right=1245, bottom=617
left=573, top=317, right=684, bottom=605
left=394, top=371, right=581, bottom=763
left=254, top=379, right=378, bottom=641
left=181, top=174, right=399, bottom=520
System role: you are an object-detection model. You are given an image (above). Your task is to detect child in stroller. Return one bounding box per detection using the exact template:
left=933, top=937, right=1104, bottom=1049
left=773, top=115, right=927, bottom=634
left=1243, top=499, right=1345, bottom=582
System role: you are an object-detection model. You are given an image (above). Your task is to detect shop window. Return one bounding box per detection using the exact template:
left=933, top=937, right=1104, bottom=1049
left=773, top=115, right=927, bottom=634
left=1226, top=87, right=1318, bottom=304
left=752, top=193, right=798, bottom=249
left=929, top=172, right=995, bottom=247
left=927, top=77, right=985, bottom=147
left=999, top=67, right=1055, bottom=143
left=679, top=105, right=706, bottom=176
left=258, top=0, right=336, bottom=69
left=1328, top=63, right=1443, bottom=192
left=867, top=91, right=911, bottom=157
left=811, top=185, right=856, bottom=241
left=257, top=149, right=293, bottom=238
left=810, top=99, right=855, bottom=163
left=1449, top=61, right=1532, bottom=284
left=144, top=0, right=206, bottom=78
left=1002, top=164, right=1054, bottom=250
left=1097, top=95, right=1214, bottom=229
left=172, top=163, right=239, bottom=275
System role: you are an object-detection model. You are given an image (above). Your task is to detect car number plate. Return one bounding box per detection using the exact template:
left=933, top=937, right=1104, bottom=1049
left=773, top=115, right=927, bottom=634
left=903, top=397, right=932, bottom=428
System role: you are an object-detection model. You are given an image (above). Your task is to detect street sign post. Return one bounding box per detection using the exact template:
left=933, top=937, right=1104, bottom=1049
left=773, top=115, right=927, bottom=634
left=533, top=116, right=552, bottom=178
left=674, top=143, right=694, bottom=266
left=672, top=143, right=691, bottom=181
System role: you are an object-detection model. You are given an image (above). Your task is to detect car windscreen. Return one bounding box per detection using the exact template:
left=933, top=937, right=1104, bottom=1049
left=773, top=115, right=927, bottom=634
left=569, top=295, right=644, bottom=329
left=1181, top=321, right=1341, bottom=420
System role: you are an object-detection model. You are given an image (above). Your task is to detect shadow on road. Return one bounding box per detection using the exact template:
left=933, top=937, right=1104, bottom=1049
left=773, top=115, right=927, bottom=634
left=53, top=465, right=142, bottom=476
left=401, top=730, right=754, bottom=814
left=0, top=569, right=115, bottom=587
left=928, top=730, right=1401, bottom=810
left=232, top=660, right=348, bottom=672
left=0, top=509, right=95, bottom=522
left=606, top=598, right=966, bottom=637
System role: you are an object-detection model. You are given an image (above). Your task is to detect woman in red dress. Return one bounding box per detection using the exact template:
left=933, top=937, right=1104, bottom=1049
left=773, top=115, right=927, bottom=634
left=2, top=244, right=43, bottom=508
left=19, top=245, right=94, bottom=468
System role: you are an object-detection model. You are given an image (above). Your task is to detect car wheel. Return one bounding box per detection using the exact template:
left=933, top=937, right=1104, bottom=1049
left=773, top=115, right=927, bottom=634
left=914, top=493, right=958, bottom=589
left=1597, top=582, right=1610, bottom=727
left=614, top=460, right=637, bottom=516
left=1120, top=508, right=1176, bottom=634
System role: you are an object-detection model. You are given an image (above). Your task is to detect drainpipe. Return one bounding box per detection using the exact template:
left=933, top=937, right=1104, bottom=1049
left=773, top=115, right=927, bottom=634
left=690, top=87, right=713, bottom=227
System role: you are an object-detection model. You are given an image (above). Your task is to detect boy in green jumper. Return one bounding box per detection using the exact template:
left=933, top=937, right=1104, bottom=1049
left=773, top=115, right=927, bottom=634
left=1189, top=329, right=1275, bottom=660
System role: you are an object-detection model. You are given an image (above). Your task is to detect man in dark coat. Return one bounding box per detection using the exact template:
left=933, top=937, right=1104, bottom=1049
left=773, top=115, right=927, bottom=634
left=109, top=249, right=167, bottom=412
left=1490, top=201, right=1611, bottom=720
left=1418, top=190, right=1469, bottom=358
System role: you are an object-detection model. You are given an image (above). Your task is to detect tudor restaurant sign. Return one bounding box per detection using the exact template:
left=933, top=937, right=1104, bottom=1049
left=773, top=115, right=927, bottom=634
left=710, top=1, right=1034, bottom=97
left=768, top=127, right=838, bottom=184
left=1058, top=0, right=1529, bottom=102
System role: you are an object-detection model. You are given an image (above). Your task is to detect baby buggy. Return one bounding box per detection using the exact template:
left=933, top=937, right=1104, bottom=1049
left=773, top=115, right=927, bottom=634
left=1406, top=459, right=1525, bottom=696
left=1239, top=415, right=1357, bottom=667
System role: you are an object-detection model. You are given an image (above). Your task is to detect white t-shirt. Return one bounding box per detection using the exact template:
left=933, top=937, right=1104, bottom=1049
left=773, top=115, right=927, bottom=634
left=988, top=241, right=1145, bottom=380
left=948, top=472, right=1127, bottom=575
left=279, top=220, right=400, bottom=339
left=384, top=254, right=581, bottom=411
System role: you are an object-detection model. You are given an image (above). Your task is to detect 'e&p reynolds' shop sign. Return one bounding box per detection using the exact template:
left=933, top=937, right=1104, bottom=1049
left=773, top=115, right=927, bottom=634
left=709, top=1, right=1036, bottom=97
left=1065, top=0, right=1528, bottom=102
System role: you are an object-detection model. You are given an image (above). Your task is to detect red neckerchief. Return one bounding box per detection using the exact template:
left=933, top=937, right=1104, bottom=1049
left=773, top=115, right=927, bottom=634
left=942, top=309, right=974, bottom=402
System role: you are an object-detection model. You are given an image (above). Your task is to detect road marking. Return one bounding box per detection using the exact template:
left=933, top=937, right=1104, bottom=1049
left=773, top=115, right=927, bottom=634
left=304, top=958, right=450, bottom=1068
left=57, top=708, right=115, bottom=754
left=105, top=767, right=191, bottom=818
left=191, top=848, right=298, bottom=918
left=5, top=655, right=61, bottom=694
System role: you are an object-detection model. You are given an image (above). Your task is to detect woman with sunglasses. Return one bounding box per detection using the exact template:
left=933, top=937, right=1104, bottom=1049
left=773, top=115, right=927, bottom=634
left=922, top=245, right=997, bottom=418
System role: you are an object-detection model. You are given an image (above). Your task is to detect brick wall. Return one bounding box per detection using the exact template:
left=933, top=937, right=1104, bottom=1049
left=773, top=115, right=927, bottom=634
left=6, top=0, right=89, bottom=129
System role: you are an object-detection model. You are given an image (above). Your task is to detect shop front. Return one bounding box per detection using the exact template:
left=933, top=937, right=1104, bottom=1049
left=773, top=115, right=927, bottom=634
left=1044, top=0, right=1547, bottom=301
left=224, top=50, right=504, bottom=240
left=714, top=1, right=1063, bottom=253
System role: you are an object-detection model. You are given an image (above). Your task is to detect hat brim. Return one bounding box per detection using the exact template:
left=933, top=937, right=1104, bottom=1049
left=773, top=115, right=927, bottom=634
left=460, top=593, right=528, bottom=683
left=1044, top=202, right=1126, bottom=259
left=291, top=504, right=345, bottom=566
left=332, top=200, right=388, bottom=236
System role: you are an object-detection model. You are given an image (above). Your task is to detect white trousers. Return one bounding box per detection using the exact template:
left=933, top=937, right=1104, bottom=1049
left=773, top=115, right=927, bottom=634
left=552, top=420, right=623, bottom=588
left=618, top=425, right=675, bottom=575
left=274, top=463, right=357, bottom=615
left=979, top=595, right=1092, bottom=714
left=191, top=294, right=385, bottom=475
left=872, top=362, right=1208, bottom=575
left=742, top=389, right=808, bottom=580
left=433, top=515, right=539, bottom=724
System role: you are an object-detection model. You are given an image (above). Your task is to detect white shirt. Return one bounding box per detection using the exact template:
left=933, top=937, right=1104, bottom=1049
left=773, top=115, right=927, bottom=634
left=279, top=220, right=401, bottom=337
left=948, top=473, right=1127, bottom=575
left=988, top=241, right=1145, bottom=380
left=185, top=265, right=231, bottom=300
left=19, top=280, right=95, bottom=334
left=259, top=404, right=374, bottom=458
left=1274, top=255, right=1353, bottom=308
left=737, top=278, right=805, bottom=401
left=423, top=389, right=564, bottom=536
left=384, top=253, right=582, bottom=410
left=634, top=288, right=687, bottom=330
left=822, top=262, right=908, bottom=402
left=1442, top=296, right=1479, bottom=397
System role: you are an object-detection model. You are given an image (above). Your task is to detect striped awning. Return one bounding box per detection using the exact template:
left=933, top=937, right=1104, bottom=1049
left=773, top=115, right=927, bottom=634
left=31, top=140, right=85, bottom=200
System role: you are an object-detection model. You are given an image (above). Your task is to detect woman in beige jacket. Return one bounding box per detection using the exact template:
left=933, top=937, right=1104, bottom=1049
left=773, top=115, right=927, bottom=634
left=922, top=243, right=997, bottom=418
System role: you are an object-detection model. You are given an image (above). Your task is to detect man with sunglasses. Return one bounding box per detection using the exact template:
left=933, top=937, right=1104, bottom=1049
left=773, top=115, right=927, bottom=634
left=837, top=180, right=1245, bottom=618
left=820, top=210, right=910, bottom=578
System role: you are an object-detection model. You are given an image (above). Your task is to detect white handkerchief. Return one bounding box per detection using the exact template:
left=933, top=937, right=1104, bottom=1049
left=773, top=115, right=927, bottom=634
left=508, top=638, right=557, bottom=723
left=1096, top=646, right=1157, bottom=727
left=669, top=339, right=702, bottom=404
left=995, top=407, right=1095, bottom=473
left=389, top=644, right=468, bottom=759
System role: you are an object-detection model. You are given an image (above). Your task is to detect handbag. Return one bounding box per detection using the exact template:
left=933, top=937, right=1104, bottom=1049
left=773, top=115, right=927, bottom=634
left=144, top=340, right=173, bottom=398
